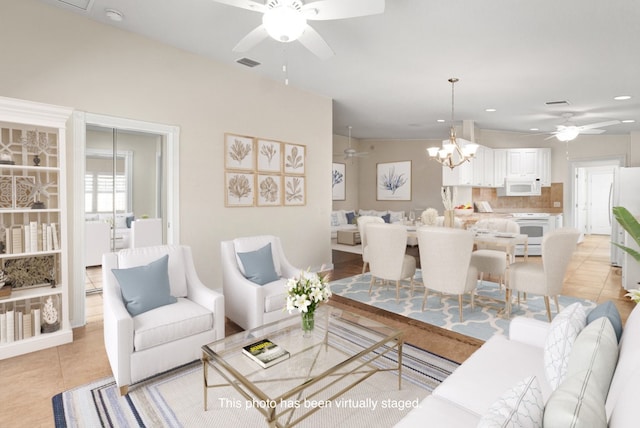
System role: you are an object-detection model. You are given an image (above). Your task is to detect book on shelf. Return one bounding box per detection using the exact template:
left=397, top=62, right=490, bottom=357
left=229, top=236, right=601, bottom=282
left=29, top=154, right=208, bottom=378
left=11, top=226, right=22, bottom=254
left=242, top=338, right=290, bottom=368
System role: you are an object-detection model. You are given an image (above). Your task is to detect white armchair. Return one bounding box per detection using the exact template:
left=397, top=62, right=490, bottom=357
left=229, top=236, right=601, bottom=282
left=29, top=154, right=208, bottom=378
left=221, top=235, right=301, bottom=331
left=103, top=245, right=224, bottom=395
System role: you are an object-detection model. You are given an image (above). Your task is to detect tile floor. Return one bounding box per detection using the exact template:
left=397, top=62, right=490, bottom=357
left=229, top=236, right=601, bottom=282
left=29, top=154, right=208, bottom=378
left=0, top=235, right=635, bottom=427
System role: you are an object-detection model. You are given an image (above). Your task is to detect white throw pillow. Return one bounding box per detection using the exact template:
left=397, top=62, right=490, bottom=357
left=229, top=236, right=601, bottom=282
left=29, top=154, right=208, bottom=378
left=543, top=302, right=587, bottom=390
left=388, top=210, right=404, bottom=223
left=477, top=375, right=544, bottom=428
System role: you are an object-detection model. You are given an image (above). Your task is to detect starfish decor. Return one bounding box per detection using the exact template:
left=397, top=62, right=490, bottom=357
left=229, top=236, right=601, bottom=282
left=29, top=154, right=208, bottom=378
left=25, top=175, right=55, bottom=209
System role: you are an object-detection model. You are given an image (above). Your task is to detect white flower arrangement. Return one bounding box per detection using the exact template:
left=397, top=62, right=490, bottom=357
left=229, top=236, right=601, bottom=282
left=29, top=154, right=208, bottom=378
left=285, top=270, right=332, bottom=314
left=625, top=289, right=640, bottom=304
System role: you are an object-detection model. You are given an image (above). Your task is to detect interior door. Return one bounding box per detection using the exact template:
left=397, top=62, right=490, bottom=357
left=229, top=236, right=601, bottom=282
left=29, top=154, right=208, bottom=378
left=587, top=166, right=615, bottom=235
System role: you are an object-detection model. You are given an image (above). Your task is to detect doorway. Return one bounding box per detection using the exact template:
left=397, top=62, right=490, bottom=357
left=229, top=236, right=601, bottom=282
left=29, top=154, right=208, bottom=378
left=570, top=157, right=624, bottom=236
left=71, top=112, right=180, bottom=327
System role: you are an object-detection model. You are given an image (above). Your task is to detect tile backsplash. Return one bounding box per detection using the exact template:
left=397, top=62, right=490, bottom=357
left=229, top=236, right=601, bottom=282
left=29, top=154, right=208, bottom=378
left=472, top=183, right=563, bottom=212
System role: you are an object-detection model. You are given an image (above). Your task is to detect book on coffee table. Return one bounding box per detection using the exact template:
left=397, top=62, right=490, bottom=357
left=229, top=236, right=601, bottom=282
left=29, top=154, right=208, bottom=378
left=242, top=338, right=290, bottom=369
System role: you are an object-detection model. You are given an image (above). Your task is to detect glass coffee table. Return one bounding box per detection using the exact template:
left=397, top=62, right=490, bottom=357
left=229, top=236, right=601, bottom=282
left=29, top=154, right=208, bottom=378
left=201, top=305, right=404, bottom=427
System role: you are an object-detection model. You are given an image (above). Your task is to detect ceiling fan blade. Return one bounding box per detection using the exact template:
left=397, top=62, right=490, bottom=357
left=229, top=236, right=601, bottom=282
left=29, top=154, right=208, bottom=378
left=579, top=129, right=606, bottom=135
left=210, top=0, right=266, bottom=13
left=578, top=120, right=621, bottom=131
left=298, top=25, right=334, bottom=59
left=232, top=24, right=269, bottom=52
left=303, top=0, right=385, bottom=20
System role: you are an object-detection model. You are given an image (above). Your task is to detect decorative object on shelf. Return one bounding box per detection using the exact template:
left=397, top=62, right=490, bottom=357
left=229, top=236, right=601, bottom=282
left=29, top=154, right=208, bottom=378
left=285, top=269, right=332, bottom=337
left=0, top=269, right=5, bottom=288
left=4, top=256, right=55, bottom=288
left=25, top=175, right=54, bottom=209
left=41, top=296, right=60, bottom=333
left=14, top=176, right=36, bottom=209
left=0, top=151, right=13, bottom=165
left=427, top=78, right=478, bottom=169
left=377, top=160, right=411, bottom=201
left=20, top=129, right=51, bottom=166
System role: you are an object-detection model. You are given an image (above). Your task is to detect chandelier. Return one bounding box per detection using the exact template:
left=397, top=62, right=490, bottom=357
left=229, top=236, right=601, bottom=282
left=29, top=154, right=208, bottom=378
left=427, top=78, right=478, bottom=169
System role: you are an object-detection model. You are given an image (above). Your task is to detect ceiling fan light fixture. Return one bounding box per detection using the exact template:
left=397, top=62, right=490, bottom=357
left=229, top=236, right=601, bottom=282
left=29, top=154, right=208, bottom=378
left=556, top=126, right=579, bottom=142
left=263, top=1, right=306, bottom=43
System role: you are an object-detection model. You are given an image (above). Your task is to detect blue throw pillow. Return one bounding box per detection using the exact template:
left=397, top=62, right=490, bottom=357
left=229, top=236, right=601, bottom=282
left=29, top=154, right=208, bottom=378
left=237, top=243, right=279, bottom=285
left=345, top=211, right=356, bottom=224
left=587, top=300, right=623, bottom=342
left=381, top=213, right=391, bottom=223
left=111, top=254, right=177, bottom=317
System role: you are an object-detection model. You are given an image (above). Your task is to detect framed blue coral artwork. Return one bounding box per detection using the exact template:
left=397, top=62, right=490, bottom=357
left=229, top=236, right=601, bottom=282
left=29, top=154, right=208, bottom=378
left=332, top=162, right=345, bottom=201
left=376, top=161, right=411, bottom=201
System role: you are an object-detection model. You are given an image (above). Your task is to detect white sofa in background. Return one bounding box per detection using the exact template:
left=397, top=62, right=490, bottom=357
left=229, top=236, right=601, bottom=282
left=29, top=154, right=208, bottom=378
left=330, top=209, right=405, bottom=239
left=102, top=245, right=224, bottom=395
left=85, top=221, right=110, bottom=267
left=396, top=301, right=638, bottom=427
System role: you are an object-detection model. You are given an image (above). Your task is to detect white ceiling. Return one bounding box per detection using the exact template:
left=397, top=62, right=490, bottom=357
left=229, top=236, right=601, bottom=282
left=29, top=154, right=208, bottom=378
left=39, top=0, right=640, bottom=140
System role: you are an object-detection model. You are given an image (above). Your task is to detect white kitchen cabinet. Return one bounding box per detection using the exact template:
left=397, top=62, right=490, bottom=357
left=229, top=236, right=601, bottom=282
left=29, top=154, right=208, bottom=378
left=0, top=97, right=73, bottom=359
left=507, top=149, right=538, bottom=179
left=443, top=144, right=493, bottom=187
left=493, top=149, right=507, bottom=187
left=538, top=148, right=551, bottom=186
left=483, top=146, right=495, bottom=187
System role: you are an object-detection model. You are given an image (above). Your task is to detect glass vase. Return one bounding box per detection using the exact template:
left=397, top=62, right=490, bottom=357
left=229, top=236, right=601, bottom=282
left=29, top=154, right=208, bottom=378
left=301, top=311, right=315, bottom=337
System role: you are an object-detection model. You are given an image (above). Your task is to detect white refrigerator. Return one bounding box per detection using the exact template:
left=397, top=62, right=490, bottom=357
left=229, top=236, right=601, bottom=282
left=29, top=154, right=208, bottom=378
left=610, top=167, right=640, bottom=290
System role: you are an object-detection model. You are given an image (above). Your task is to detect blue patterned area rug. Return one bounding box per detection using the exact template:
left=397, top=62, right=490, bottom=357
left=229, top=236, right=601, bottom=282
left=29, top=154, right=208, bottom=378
left=52, top=338, right=458, bottom=427
left=330, top=271, right=596, bottom=342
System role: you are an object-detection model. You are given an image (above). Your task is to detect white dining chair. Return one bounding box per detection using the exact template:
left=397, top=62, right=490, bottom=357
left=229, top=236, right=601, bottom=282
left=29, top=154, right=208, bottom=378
left=417, top=227, right=478, bottom=322
left=366, top=223, right=416, bottom=303
left=506, top=228, right=580, bottom=320
left=358, top=215, right=385, bottom=274
left=470, top=219, right=520, bottom=290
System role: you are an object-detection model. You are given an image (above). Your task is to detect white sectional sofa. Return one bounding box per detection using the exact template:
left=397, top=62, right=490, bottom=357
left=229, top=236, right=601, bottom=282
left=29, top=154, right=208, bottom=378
left=396, top=301, right=638, bottom=427
left=330, top=209, right=405, bottom=239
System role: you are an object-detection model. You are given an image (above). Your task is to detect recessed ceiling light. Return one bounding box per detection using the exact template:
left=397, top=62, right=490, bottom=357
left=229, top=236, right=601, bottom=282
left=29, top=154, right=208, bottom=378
left=622, top=119, right=636, bottom=123
left=485, top=108, right=496, bottom=112
left=105, top=8, right=124, bottom=22
left=614, top=95, right=631, bottom=100
left=436, top=119, right=445, bottom=123
left=530, top=128, right=539, bottom=131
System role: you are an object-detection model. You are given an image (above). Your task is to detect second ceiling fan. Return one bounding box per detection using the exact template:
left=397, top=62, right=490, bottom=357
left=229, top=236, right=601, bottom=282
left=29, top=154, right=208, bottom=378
left=212, top=0, right=385, bottom=60
left=547, top=113, right=620, bottom=141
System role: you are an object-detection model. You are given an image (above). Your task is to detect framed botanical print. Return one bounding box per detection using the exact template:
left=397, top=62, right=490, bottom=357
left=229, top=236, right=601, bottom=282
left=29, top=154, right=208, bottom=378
left=256, top=174, right=281, bottom=206
left=332, top=162, right=345, bottom=201
left=224, top=133, right=255, bottom=171
left=376, top=160, right=411, bottom=201
left=283, top=175, right=306, bottom=206
left=256, top=139, right=282, bottom=173
left=225, top=172, right=255, bottom=207
left=283, top=143, right=305, bottom=175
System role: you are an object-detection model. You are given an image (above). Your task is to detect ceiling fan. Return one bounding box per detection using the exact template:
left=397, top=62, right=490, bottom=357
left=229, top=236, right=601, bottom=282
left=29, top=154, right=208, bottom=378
left=211, top=0, right=385, bottom=60
left=546, top=113, right=621, bottom=141
left=336, top=126, right=368, bottom=160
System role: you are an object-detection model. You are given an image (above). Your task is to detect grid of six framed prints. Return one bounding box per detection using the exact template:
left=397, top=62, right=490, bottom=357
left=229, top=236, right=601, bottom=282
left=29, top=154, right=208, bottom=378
left=224, top=133, right=306, bottom=207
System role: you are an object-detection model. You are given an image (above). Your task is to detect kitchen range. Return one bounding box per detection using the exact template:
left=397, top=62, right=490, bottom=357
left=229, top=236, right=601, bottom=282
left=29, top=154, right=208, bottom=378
left=510, top=212, right=563, bottom=256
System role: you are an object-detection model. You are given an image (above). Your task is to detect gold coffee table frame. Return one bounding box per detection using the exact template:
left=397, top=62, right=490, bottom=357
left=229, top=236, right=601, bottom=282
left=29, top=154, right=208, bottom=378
left=202, top=306, right=404, bottom=427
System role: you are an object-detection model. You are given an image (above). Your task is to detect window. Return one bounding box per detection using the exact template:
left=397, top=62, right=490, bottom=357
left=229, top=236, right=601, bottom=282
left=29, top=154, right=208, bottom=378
left=84, top=172, right=128, bottom=213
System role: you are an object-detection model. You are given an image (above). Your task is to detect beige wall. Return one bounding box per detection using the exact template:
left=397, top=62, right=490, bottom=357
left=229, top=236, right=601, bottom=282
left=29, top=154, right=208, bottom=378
left=1, top=0, right=333, bottom=314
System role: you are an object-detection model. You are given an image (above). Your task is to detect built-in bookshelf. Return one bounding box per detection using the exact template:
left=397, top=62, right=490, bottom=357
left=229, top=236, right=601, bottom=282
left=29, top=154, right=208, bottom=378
left=0, top=97, right=73, bottom=359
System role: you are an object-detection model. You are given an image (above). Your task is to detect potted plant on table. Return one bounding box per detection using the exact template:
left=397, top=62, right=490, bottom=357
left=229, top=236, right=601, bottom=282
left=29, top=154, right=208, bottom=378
left=612, top=206, right=640, bottom=302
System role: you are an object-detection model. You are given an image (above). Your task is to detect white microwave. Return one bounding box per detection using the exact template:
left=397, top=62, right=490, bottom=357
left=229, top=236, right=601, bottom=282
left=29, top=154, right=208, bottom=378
left=497, top=179, right=541, bottom=196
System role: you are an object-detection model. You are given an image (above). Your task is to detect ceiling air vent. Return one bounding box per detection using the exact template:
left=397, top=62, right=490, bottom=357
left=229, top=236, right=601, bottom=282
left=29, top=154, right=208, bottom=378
left=57, top=0, right=93, bottom=11
left=236, top=58, right=261, bottom=68
left=545, top=100, right=570, bottom=106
